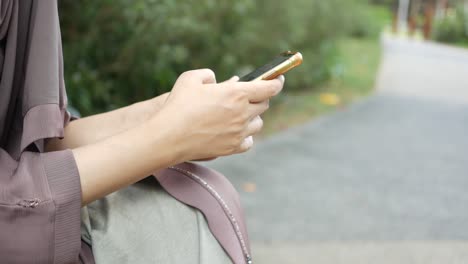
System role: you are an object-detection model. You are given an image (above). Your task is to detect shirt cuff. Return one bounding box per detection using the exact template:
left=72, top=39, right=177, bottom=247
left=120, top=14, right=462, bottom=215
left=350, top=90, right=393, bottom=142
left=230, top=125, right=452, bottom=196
left=42, top=149, right=82, bottom=263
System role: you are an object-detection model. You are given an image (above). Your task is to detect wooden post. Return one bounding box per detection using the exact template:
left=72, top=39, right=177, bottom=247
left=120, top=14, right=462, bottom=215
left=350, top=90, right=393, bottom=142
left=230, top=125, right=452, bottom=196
left=398, top=0, right=411, bottom=33
left=392, top=2, right=399, bottom=33
left=464, top=0, right=468, bottom=37
left=423, top=0, right=436, bottom=40
left=409, top=0, right=422, bottom=36
left=435, top=0, right=448, bottom=19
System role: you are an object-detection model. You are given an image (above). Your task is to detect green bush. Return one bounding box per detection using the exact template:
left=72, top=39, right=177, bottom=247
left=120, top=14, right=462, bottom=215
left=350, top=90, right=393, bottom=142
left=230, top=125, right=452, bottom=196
left=59, top=0, right=380, bottom=115
left=433, top=5, right=468, bottom=44
left=347, top=5, right=391, bottom=38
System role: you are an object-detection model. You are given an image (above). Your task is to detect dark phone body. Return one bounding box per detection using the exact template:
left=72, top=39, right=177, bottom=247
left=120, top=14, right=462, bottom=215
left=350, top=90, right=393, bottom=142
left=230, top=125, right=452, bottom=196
left=239, top=51, right=303, bottom=82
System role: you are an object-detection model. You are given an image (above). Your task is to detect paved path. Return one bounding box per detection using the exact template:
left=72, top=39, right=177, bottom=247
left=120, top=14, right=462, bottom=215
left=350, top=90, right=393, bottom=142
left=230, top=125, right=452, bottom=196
left=207, top=37, right=468, bottom=264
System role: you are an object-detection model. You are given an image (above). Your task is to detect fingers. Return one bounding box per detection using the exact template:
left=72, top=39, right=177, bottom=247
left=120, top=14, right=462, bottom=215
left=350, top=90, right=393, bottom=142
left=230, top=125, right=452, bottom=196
left=179, top=69, right=217, bottom=86
left=191, top=157, right=218, bottom=162
left=198, top=69, right=217, bottom=84
left=237, top=136, right=254, bottom=153
left=277, top=75, right=285, bottom=84
left=234, top=116, right=263, bottom=154
left=244, top=116, right=263, bottom=136
left=236, top=75, right=285, bottom=103
left=248, top=100, right=269, bottom=118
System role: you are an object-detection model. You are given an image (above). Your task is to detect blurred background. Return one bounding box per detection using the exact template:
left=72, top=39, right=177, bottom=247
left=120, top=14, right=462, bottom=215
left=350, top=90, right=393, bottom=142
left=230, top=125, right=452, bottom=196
left=59, top=0, right=389, bottom=118
left=59, top=0, right=468, bottom=263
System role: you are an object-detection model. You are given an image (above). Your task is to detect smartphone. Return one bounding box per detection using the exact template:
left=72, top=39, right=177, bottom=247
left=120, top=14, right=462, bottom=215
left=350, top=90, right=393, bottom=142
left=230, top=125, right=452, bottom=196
left=239, top=51, right=303, bottom=82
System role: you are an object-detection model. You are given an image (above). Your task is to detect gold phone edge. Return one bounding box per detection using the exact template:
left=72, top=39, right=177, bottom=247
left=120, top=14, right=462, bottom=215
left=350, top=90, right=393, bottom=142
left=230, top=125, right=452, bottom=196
left=253, top=52, right=303, bottom=81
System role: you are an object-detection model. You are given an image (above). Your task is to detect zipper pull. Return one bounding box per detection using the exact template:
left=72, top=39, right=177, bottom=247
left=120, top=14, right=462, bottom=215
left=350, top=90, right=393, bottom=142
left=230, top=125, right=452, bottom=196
left=17, top=198, right=41, bottom=208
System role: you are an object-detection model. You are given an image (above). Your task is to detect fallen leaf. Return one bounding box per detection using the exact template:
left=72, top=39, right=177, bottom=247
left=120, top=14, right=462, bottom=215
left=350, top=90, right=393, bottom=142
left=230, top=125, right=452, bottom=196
left=242, top=182, right=257, bottom=193
left=319, top=93, right=340, bottom=106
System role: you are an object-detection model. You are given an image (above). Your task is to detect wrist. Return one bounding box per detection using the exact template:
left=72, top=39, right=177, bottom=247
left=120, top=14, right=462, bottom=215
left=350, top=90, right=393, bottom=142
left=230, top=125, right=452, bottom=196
left=146, top=108, right=188, bottom=165
left=129, top=93, right=170, bottom=125
left=146, top=93, right=169, bottom=115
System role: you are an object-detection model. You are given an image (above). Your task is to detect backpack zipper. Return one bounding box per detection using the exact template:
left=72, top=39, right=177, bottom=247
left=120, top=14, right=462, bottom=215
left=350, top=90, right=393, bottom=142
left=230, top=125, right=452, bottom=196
left=169, top=166, right=252, bottom=264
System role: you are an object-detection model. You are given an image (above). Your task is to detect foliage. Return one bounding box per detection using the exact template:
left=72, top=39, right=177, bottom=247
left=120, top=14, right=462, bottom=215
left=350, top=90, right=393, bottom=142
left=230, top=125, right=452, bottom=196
left=433, top=4, right=468, bottom=45
left=369, top=0, right=397, bottom=6
left=347, top=4, right=392, bottom=38
left=261, top=37, right=382, bottom=136
left=59, top=0, right=384, bottom=115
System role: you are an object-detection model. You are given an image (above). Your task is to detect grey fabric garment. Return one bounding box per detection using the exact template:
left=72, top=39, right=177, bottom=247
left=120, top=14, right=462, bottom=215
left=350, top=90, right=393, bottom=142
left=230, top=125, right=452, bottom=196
left=81, top=177, right=233, bottom=264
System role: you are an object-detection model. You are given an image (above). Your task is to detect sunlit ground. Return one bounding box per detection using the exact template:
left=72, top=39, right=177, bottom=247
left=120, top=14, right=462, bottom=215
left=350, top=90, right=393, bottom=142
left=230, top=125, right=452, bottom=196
left=210, top=33, right=468, bottom=264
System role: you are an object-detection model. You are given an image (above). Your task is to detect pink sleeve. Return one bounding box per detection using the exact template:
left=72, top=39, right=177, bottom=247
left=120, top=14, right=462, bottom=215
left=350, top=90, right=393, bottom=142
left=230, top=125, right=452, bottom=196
left=0, top=149, right=84, bottom=263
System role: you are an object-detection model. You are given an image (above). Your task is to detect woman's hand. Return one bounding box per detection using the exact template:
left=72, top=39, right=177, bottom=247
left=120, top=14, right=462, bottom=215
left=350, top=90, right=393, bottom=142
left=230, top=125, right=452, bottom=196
left=157, top=69, right=284, bottom=161
left=70, top=68, right=283, bottom=205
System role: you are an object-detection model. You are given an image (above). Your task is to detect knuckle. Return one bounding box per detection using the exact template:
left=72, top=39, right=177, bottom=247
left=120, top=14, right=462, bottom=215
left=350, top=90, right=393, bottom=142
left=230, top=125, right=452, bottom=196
left=238, top=141, right=249, bottom=152
left=241, top=113, right=251, bottom=124
left=238, top=146, right=248, bottom=153
left=227, top=142, right=238, bottom=153
left=221, top=104, right=235, bottom=114
left=226, top=87, right=238, bottom=98
left=180, top=70, right=194, bottom=79
left=179, top=71, right=189, bottom=78
left=237, top=135, right=245, bottom=145
left=225, top=106, right=245, bottom=122
left=200, top=68, right=216, bottom=79
left=230, top=135, right=243, bottom=149
left=182, top=69, right=216, bottom=79
left=232, top=122, right=244, bottom=135
left=234, top=88, right=248, bottom=101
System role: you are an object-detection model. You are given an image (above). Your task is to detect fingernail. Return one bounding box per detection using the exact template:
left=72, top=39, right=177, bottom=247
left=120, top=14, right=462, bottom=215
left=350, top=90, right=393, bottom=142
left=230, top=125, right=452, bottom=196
left=246, top=136, right=254, bottom=146
left=231, top=76, right=240, bottom=82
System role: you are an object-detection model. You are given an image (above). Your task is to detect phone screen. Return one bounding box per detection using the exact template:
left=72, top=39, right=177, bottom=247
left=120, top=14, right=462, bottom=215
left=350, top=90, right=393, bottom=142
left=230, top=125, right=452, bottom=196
left=239, top=53, right=295, bottom=82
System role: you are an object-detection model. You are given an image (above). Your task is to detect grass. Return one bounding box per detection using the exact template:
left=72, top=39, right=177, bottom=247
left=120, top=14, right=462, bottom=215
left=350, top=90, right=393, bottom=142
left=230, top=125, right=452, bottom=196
left=448, top=40, right=468, bottom=49
left=259, top=36, right=382, bottom=137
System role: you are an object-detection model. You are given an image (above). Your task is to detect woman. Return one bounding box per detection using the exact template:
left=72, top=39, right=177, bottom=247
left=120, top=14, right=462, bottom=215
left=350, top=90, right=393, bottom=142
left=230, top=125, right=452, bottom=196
left=0, top=0, right=284, bottom=263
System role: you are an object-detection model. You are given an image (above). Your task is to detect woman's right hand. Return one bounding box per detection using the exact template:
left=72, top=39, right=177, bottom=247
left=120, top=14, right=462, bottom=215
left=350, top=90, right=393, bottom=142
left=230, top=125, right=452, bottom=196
left=156, top=69, right=284, bottom=162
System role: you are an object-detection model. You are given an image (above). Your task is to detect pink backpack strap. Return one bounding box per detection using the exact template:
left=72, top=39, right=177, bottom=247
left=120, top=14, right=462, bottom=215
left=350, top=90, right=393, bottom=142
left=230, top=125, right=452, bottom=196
left=154, top=162, right=252, bottom=264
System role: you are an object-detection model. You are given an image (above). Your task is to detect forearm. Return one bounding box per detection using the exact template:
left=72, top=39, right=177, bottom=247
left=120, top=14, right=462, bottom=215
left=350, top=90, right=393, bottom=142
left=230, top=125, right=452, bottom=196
left=59, top=68, right=283, bottom=205
left=47, top=93, right=169, bottom=151
left=73, top=111, right=184, bottom=205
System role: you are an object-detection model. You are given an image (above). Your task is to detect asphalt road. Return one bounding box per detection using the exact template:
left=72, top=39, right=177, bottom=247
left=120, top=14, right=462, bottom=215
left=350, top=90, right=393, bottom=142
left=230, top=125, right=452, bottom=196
left=207, top=37, right=468, bottom=264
